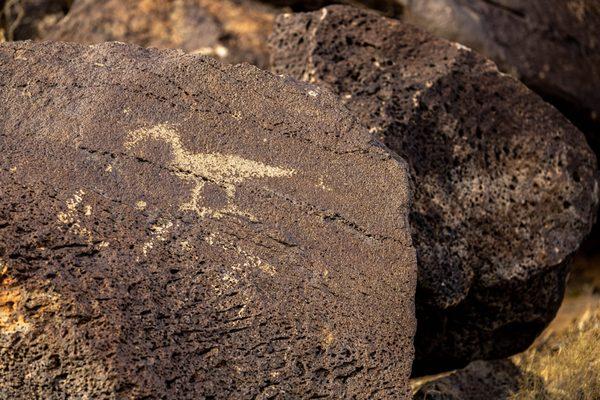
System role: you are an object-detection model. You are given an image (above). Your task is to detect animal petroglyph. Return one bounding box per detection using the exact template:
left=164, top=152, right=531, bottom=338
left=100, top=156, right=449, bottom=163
left=125, top=124, right=296, bottom=219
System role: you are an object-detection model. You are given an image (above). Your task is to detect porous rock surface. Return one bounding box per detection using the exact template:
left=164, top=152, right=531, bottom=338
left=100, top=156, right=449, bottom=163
left=401, top=0, right=600, bottom=154
left=45, top=0, right=279, bottom=68
left=270, top=5, right=599, bottom=375
left=0, top=41, right=416, bottom=398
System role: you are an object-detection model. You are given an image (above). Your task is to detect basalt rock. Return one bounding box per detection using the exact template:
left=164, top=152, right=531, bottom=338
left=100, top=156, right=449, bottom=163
left=0, top=41, right=416, bottom=398
left=45, top=0, right=279, bottom=68
left=269, top=5, right=599, bottom=375
left=401, top=0, right=600, bottom=158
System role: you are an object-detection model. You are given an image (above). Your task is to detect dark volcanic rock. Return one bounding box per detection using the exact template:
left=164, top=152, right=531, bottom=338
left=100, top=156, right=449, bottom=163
left=0, top=41, right=416, bottom=398
left=401, top=0, right=600, bottom=157
left=45, top=0, right=279, bottom=68
left=413, top=359, right=540, bottom=400
left=0, top=0, right=71, bottom=40
left=270, top=5, right=599, bottom=375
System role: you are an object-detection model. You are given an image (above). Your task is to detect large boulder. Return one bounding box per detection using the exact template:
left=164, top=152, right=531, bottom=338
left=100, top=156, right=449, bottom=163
left=401, top=0, right=600, bottom=157
left=45, top=0, right=279, bottom=67
left=0, top=41, right=416, bottom=398
left=269, top=5, right=599, bottom=375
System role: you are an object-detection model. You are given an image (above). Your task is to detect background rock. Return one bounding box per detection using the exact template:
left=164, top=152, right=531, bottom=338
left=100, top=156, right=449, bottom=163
left=0, top=0, right=71, bottom=40
left=45, top=0, right=279, bottom=68
left=0, top=41, right=416, bottom=398
left=261, top=0, right=403, bottom=16
left=401, top=0, right=600, bottom=159
left=270, top=5, right=599, bottom=375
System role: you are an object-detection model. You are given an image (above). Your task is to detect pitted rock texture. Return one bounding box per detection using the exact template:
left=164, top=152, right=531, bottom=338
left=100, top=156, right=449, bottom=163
left=269, top=5, right=599, bottom=375
left=0, top=41, right=416, bottom=399
left=413, top=359, right=541, bottom=400
left=45, top=0, right=279, bottom=68
left=0, top=0, right=71, bottom=41
left=402, top=0, right=600, bottom=157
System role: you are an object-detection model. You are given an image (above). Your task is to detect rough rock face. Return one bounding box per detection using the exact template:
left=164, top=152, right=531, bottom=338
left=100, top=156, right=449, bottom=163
left=0, top=41, right=416, bottom=398
left=45, top=0, right=279, bottom=68
left=401, top=0, right=600, bottom=155
left=0, top=0, right=71, bottom=41
left=270, top=5, right=599, bottom=375
left=413, top=359, right=540, bottom=400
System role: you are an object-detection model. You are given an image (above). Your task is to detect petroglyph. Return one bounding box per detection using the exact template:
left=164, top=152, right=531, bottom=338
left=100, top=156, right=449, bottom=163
left=57, top=190, right=94, bottom=243
left=125, top=124, right=296, bottom=219
left=205, top=232, right=276, bottom=276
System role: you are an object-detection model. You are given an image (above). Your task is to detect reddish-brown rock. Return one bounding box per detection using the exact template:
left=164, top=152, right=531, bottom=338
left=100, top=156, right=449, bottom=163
left=0, top=41, right=416, bottom=398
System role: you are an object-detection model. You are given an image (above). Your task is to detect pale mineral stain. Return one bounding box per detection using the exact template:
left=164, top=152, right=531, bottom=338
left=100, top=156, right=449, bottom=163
left=135, top=200, right=147, bottom=210
left=323, top=327, right=335, bottom=348
left=0, top=287, right=30, bottom=335
left=125, top=124, right=296, bottom=219
left=0, top=287, right=61, bottom=336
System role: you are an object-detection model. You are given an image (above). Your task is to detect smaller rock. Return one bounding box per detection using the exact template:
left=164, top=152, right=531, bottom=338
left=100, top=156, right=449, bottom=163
left=413, top=359, right=542, bottom=400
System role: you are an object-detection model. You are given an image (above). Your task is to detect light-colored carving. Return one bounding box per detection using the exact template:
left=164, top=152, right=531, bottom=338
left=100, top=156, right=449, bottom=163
left=125, top=124, right=296, bottom=219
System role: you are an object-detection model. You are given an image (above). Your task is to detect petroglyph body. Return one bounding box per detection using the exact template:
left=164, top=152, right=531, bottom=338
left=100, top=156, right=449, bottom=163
left=125, top=124, right=296, bottom=219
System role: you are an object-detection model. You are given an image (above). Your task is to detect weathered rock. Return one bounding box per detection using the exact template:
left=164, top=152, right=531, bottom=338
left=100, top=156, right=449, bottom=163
left=413, top=359, right=540, bottom=400
left=45, top=0, right=279, bottom=68
left=401, top=0, right=600, bottom=157
left=0, top=41, right=416, bottom=398
left=270, top=5, right=599, bottom=375
left=0, top=0, right=71, bottom=41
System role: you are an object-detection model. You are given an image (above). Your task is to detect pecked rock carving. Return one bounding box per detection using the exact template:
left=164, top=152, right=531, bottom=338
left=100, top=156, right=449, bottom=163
left=125, top=123, right=296, bottom=219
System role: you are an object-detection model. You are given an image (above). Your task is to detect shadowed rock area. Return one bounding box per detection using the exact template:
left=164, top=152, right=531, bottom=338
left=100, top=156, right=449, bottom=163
left=401, top=0, right=600, bottom=158
left=269, top=5, right=599, bottom=375
left=0, top=41, right=416, bottom=398
left=413, top=359, right=540, bottom=400
left=45, top=0, right=279, bottom=68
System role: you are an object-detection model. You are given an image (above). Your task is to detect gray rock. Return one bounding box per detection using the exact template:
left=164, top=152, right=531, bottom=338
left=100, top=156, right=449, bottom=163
left=0, top=41, right=416, bottom=399
left=269, top=5, right=599, bottom=375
